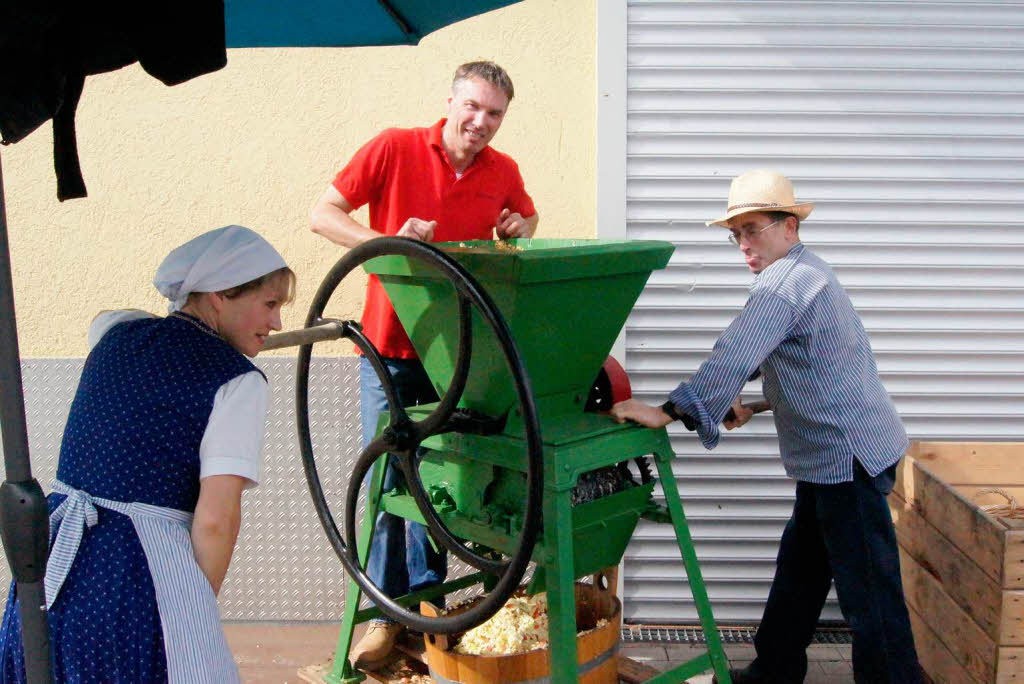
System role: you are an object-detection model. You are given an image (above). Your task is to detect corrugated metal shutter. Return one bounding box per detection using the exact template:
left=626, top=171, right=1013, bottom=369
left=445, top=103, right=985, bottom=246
left=621, top=0, right=1024, bottom=624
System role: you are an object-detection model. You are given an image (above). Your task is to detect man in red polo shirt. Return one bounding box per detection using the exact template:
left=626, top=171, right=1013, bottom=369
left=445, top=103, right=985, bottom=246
left=310, top=60, right=537, bottom=667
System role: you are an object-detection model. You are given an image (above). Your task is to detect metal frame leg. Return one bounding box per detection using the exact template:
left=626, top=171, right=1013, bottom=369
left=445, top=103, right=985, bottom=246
left=327, top=454, right=390, bottom=684
left=543, top=487, right=578, bottom=683
left=651, top=448, right=732, bottom=684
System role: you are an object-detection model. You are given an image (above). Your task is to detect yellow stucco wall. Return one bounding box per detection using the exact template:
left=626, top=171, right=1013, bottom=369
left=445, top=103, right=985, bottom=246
left=5, top=1, right=596, bottom=357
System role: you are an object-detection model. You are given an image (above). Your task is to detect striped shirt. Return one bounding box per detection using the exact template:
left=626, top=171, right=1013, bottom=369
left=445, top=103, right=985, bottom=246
left=668, top=243, right=908, bottom=484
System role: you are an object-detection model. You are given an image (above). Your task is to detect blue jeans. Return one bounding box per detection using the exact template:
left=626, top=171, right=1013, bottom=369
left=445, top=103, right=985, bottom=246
left=359, top=356, right=446, bottom=624
left=748, top=460, right=923, bottom=684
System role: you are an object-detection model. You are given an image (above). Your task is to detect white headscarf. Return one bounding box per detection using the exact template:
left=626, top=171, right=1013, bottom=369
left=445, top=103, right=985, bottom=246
left=153, top=225, right=288, bottom=312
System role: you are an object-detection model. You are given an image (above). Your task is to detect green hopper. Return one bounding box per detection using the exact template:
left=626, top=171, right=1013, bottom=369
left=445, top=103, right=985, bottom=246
left=363, top=238, right=674, bottom=431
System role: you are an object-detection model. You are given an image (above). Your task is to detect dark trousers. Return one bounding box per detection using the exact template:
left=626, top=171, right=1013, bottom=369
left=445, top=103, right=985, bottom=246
left=748, top=460, right=923, bottom=684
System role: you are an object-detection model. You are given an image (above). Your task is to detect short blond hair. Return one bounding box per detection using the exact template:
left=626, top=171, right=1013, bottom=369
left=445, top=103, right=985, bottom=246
left=453, top=61, right=514, bottom=101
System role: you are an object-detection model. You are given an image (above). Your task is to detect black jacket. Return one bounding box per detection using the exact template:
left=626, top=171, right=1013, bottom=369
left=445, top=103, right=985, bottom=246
left=0, top=1, right=227, bottom=200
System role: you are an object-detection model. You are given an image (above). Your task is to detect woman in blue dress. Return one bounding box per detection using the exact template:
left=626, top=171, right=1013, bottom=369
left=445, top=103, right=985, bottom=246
left=0, top=225, right=295, bottom=683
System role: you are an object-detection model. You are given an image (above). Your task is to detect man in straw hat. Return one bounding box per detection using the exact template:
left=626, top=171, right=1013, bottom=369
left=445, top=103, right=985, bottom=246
left=611, top=170, right=922, bottom=683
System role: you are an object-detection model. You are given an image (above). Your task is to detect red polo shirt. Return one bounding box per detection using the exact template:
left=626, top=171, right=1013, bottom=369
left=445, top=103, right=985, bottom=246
left=332, top=119, right=536, bottom=359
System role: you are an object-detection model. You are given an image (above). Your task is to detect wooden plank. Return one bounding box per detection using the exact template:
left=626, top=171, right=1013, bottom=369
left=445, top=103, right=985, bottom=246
left=955, top=488, right=1024, bottom=588
left=902, top=460, right=1010, bottom=587
left=894, top=455, right=917, bottom=503
left=296, top=662, right=329, bottom=684
left=890, top=494, right=1003, bottom=640
left=951, top=487, right=1024, bottom=589
left=419, top=604, right=448, bottom=653
left=912, top=443, right=1024, bottom=486
left=908, top=601, right=984, bottom=684
left=296, top=656, right=432, bottom=684
left=617, top=655, right=663, bottom=684
left=900, top=449, right=1024, bottom=590
left=1007, top=532, right=1024, bottom=590
left=997, top=646, right=1024, bottom=683
left=899, top=547, right=997, bottom=682
left=1001, top=591, right=1024, bottom=647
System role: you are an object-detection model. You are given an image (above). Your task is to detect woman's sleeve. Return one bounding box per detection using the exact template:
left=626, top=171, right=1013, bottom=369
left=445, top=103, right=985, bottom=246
left=87, top=309, right=154, bottom=349
left=199, top=370, right=270, bottom=488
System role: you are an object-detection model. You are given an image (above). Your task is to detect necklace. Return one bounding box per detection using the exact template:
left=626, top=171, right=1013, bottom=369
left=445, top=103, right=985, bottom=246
left=169, top=311, right=223, bottom=341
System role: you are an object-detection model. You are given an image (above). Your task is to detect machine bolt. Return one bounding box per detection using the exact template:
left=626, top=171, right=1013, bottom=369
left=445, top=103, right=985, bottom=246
left=381, top=420, right=414, bottom=451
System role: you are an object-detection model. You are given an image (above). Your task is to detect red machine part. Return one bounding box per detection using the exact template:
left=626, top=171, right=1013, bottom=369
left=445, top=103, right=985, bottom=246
left=584, top=356, right=632, bottom=413
left=601, top=355, right=632, bottom=404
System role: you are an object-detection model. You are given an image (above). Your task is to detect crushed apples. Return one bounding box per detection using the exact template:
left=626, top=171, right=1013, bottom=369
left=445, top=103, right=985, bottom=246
left=452, top=593, right=608, bottom=656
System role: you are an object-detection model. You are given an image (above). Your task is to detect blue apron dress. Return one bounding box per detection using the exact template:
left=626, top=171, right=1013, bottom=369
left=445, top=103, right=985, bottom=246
left=0, top=313, right=261, bottom=683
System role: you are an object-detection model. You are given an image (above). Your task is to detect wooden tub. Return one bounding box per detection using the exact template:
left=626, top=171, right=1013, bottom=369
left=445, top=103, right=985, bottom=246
left=421, top=577, right=620, bottom=684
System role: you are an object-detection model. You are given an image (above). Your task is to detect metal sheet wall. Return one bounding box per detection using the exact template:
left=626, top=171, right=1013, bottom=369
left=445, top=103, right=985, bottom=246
left=1, top=357, right=363, bottom=621
left=621, top=0, right=1024, bottom=623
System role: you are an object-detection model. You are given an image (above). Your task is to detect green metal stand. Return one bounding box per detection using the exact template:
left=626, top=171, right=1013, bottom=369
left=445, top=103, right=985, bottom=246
left=326, top=419, right=731, bottom=684
left=530, top=424, right=731, bottom=684
left=325, top=446, right=496, bottom=684
left=326, top=448, right=387, bottom=684
left=643, top=437, right=732, bottom=684
left=542, top=481, right=579, bottom=683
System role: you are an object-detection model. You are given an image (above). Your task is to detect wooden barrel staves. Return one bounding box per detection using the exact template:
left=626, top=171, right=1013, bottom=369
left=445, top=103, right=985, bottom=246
left=422, top=576, right=621, bottom=684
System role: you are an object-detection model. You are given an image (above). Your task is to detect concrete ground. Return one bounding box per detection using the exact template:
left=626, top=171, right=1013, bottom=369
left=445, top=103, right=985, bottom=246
left=224, top=622, right=855, bottom=683
left=624, top=642, right=855, bottom=684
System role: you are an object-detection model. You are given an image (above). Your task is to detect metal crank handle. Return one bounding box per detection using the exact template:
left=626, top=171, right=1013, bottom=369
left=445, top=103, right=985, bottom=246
left=724, top=399, right=771, bottom=423
left=261, top=320, right=351, bottom=351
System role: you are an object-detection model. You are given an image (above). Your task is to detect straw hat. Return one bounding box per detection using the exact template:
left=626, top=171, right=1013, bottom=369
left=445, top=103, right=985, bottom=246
left=706, top=170, right=815, bottom=227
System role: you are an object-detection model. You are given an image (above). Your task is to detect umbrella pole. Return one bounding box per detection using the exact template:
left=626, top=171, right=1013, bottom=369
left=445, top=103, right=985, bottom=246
left=0, top=150, right=54, bottom=683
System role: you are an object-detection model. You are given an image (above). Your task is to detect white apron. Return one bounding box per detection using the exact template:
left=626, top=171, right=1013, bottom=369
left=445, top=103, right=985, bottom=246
left=44, top=480, right=241, bottom=684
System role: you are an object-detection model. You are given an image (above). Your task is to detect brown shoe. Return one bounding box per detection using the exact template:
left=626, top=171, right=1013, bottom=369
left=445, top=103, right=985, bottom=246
left=350, top=622, right=404, bottom=668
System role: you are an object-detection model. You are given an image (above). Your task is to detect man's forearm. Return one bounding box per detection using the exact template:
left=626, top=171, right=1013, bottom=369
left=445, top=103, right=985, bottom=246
left=310, top=202, right=381, bottom=248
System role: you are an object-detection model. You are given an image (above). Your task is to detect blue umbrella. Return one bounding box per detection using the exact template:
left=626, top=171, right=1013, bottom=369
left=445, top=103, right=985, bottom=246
left=0, top=1, right=522, bottom=681
left=226, top=0, right=522, bottom=47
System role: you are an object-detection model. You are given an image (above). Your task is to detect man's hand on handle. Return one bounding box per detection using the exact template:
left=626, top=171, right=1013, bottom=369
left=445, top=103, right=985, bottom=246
left=397, top=218, right=438, bottom=242
left=723, top=397, right=755, bottom=430
left=609, top=399, right=674, bottom=429
left=611, top=396, right=768, bottom=431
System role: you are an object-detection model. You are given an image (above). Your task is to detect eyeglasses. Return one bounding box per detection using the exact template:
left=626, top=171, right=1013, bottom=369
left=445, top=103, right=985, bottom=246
left=727, top=219, right=783, bottom=247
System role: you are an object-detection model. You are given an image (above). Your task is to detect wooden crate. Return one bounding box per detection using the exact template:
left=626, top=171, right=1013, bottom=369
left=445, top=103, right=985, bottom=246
left=891, top=441, right=1024, bottom=684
